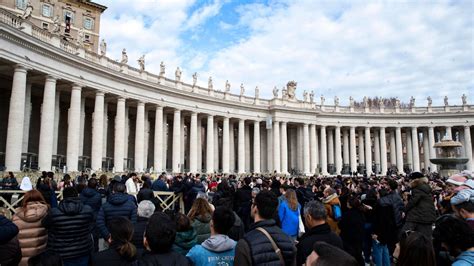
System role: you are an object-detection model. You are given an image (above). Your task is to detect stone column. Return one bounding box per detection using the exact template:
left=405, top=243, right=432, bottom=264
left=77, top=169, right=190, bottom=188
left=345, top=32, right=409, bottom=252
left=303, top=123, right=310, bottom=175
left=412, top=127, right=420, bottom=172
left=267, top=126, right=273, bottom=172
left=172, top=109, right=181, bottom=173
left=290, top=128, right=297, bottom=170
left=422, top=129, right=430, bottom=172
left=66, top=84, right=82, bottom=171
left=297, top=126, right=303, bottom=171
left=446, top=126, right=452, bottom=140
left=273, top=121, right=281, bottom=173
left=238, top=119, right=245, bottom=174
left=5, top=65, right=27, bottom=171
left=102, top=102, right=108, bottom=159
left=358, top=129, right=365, bottom=168
left=342, top=128, right=349, bottom=173
left=114, top=98, right=126, bottom=172
left=320, top=126, right=328, bottom=175
left=79, top=96, right=85, bottom=157
left=181, top=117, right=186, bottom=168
left=406, top=130, right=413, bottom=170
left=38, top=76, right=57, bottom=171
left=22, top=83, right=32, bottom=154
left=52, top=93, right=60, bottom=156
left=328, top=128, right=334, bottom=173
left=222, top=117, right=230, bottom=173
left=206, top=115, right=214, bottom=173
left=374, top=129, right=380, bottom=174
left=464, top=126, right=473, bottom=171
left=349, top=127, right=357, bottom=173
left=245, top=124, right=250, bottom=171
left=189, top=112, right=198, bottom=173
left=229, top=121, right=235, bottom=172
left=153, top=106, right=163, bottom=172
left=310, top=124, right=317, bottom=174
left=380, top=127, right=388, bottom=175
left=197, top=117, right=202, bottom=172
left=214, top=120, right=220, bottom=171
left=254, top=121, right=261, bottom=173
left=135, top=102, right=145, bottom=172
left=390, top=130, right=397, bottom=167
left=334, top=126, right=342, bottom=175
left=428, top=127, right=437, bottom=172
left=365, top=127, right=372, bottom=176
left=162, top=114, right=168, bottom=171
left=395, top=127, right=404, bottom=174
left=260, top=126, right=267, bottom=172
left=91, top=91, right=105, bottom=171
left=280, top=122, right=288, bottom=174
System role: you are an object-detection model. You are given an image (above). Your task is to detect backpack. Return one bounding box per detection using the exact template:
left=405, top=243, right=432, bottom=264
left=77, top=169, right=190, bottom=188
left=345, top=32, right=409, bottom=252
left=332, top=204, right=342, bottom=221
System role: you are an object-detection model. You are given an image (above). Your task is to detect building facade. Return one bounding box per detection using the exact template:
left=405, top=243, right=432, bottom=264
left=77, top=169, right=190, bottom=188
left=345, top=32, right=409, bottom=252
left=0, top=8, right=473, bottom=175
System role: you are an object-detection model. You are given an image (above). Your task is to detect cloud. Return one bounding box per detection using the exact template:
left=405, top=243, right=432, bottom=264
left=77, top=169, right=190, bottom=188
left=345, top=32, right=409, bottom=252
left=185, top=0, right=225, bottom=30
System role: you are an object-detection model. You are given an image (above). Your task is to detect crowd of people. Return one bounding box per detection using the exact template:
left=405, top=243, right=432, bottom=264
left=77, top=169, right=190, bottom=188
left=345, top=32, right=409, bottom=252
left=0, top=169, right=473, bottom=266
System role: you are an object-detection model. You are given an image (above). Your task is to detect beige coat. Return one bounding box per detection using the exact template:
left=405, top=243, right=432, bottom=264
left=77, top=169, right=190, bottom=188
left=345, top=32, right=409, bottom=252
left=12, top=202, right=48, bottom=266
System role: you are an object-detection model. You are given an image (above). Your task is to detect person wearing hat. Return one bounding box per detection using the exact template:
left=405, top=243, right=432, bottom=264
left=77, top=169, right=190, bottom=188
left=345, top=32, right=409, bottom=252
left=401, top=172, right=436, bottom=237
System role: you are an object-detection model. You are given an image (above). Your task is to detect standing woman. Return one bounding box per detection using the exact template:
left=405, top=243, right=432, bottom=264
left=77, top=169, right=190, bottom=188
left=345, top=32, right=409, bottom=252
left=188, top=198, right=213, bottom=244
left=12, top=190, right=49, bottom=266
left=278, top=189, right=301, bottom=240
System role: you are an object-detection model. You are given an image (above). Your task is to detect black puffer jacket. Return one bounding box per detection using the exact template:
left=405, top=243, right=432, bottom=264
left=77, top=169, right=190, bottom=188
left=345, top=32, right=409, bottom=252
left=80, top=187, right=102, bottom=214
left=42, top=197, right=94, bottom=260
left=0, top=215, right=21, bottom=266
left=235, top=219, right=296, bottom=266
left=97, top=193, right=137, bottom=238
left=405, top=178, right=436, bottom=224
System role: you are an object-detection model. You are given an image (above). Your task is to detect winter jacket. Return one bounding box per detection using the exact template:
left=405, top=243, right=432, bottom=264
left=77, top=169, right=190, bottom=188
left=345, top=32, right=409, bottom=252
left=453, top=250, right=474, bottom=266
left=323, top=193, right=341, bottom=234
left=132, top=216, right=148, bottom=251
left=373, top=202, right=397, bottom=245
left=138, top=250, right=190, bottom=266
left=234, top=219, right=297, bottom=266
left=0, top=215, right=21, bottom=266
left=338, top=208, right=365, bottom=245
left=80, top=187, right=103, bottom=214
left=191, top=214, right=212, bottom=244
left=42, top=197, right=94, bottom=260
left=379, top=191, right=405, bottom=228
left=151, top=179, right=168, bottom=191
left=173, top=229, right=197, bottom=256
left=296, top=223, right=343, bottom=266
left=278, top=199, right=300, bottom=238
left=186, top=234, right=236, bottom=266
left=12, top=202, right=49, bottom=265
left=97, top=192, right=138, bottom=238
left=228, top=212, right=245, bottom=241
left=405, top=178, right=436, bottom=224
left=92, top=242, right=137, bottom=266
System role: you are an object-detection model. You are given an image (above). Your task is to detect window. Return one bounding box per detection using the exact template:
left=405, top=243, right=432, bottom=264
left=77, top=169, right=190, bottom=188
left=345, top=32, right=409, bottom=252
left=64, top=10, right=74, bottom=24
left=83, top=17, right=94, bottom=30
left=42, top=4, right=53, bottom=17
left=85, top=34, right=90, bottom=42
left=16, top=0, right=27, bottom=10
left=42, top=22, right=49, bottom=30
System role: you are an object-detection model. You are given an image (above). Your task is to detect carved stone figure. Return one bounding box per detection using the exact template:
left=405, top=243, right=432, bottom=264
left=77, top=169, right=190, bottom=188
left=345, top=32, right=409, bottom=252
left=138, top=55, right=145, bottom=72
left=225, top=80, right=230, bottom=92
left=52, top=15, right=61, bottom=35
left=309, top=90, right=314, bottom=103
left=334, top=96, right=339, bottom=106
left=444, top=96, right=449, bottom=106
left=286, top=81, right=297, bottom=100
left=208, top=76, right=213, bottom=90
left=273, top=86, right=279, bottom=98
left=255, top=86, right=259, bottom=99
left=395, top=98, right=400, bottom=108
left=303, top=90, right=308, bottom=102
left=462, top=94, right=467, bottom=105
left=77, top=28, right=85, bottom=46
left=320, top=95, right=325, bottom=106
left=282, top=87, right=288, bottom=99
left=99, top=39, right=107, bottom=56
left=410, top=96, right=415, bottom=107
left=120, top=49, right=128, bottom=64
left=349, top=96, right=354, bottom=107
left=363, top=96, right=369, bottom=108
left=21, top=1, right=33, bottom=20
left=159, top=61, right=165, bottom=76
left=379, top=98, right=384, bottom=107
left=240, top=83, right=245, bottom=96
left=175, top=67, right=182, bottom=82
left=427, top=96, right=432, bottom=107
left=192, top=72, right=197, bottom=86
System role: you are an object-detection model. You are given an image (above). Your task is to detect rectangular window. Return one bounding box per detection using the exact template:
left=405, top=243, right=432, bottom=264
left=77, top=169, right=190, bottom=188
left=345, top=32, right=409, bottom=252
left=42, top=22, right=49, bottom=30
left=42, top=4, right=53, bottom=17
left=83, top=17, right=94, bottom=30
left=16, top=0, right=27, bottom=10
left=85, top=34, right=90, bottom=42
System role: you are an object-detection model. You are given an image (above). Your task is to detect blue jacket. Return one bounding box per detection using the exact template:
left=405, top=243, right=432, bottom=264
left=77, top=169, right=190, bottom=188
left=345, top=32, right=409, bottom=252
left=151, top=179, right=168, bottom=191
left=278, top=199, right=300, bottom=237
left=97, top=193, right=137, bottom=238
left=80, top=187, right=102, bottom=214
left=453, top=250, right=474, bottom=266
left=187, top=234, right=236, bottom=266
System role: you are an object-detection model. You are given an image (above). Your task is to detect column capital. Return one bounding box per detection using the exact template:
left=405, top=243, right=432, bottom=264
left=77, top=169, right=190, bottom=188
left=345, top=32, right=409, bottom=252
left=71, top=83, right=82, bottom=91
left=117, top=97, right=126, bottom=103
left=173, top=108, right=181, bottom=113
left=95, top=90, right=105, bottom=97
left=45, top=75, right=58, bottom=82
left=13, top=64, right=29, bottom=72
left=191, top=111, right=198, bottom=116
left=137, top=101, right=145, bottom=107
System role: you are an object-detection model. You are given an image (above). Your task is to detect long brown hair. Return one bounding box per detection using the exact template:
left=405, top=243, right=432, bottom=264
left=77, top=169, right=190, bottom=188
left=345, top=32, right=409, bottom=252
left=284, top=189, right=299, bottom=211
left=187, top=198, right=213, bottom=220
left=22, top=190, right=48, bottom=214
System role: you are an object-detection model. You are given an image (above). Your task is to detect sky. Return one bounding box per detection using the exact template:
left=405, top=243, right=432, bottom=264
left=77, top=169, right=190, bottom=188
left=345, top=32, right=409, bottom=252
left=98, top=0, right=473, bottom=106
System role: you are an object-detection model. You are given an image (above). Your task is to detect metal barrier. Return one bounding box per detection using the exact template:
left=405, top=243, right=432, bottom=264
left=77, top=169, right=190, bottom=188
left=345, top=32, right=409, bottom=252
left=0, top=190, right=184, bottom=216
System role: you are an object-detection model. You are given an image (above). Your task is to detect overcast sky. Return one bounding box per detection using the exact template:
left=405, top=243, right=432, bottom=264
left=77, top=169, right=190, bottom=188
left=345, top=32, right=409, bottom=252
left=97, top=0, right=473, bottom=106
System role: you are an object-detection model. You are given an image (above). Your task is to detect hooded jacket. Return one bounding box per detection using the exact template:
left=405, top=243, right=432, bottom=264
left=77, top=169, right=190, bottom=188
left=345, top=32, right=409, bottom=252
left=379, top=190, right=405, bottom=228
left=405, top=178, right=436, bottom=224
left=192, top=214, right=212, bottom=244
left=80, top=187, right=102, bottom=214
left=97, top=192, right=137, bottom=238
left=13, top=202, right=48, bottom=266
left=0, top=215, right=21, bottom=266
left=173, top=228, right=197, bottom=255
left=42, top=197, right=94, bottom=260
left=186, top=234, right=236, bottom=266
left=323, top=193, right=341, bottom=234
